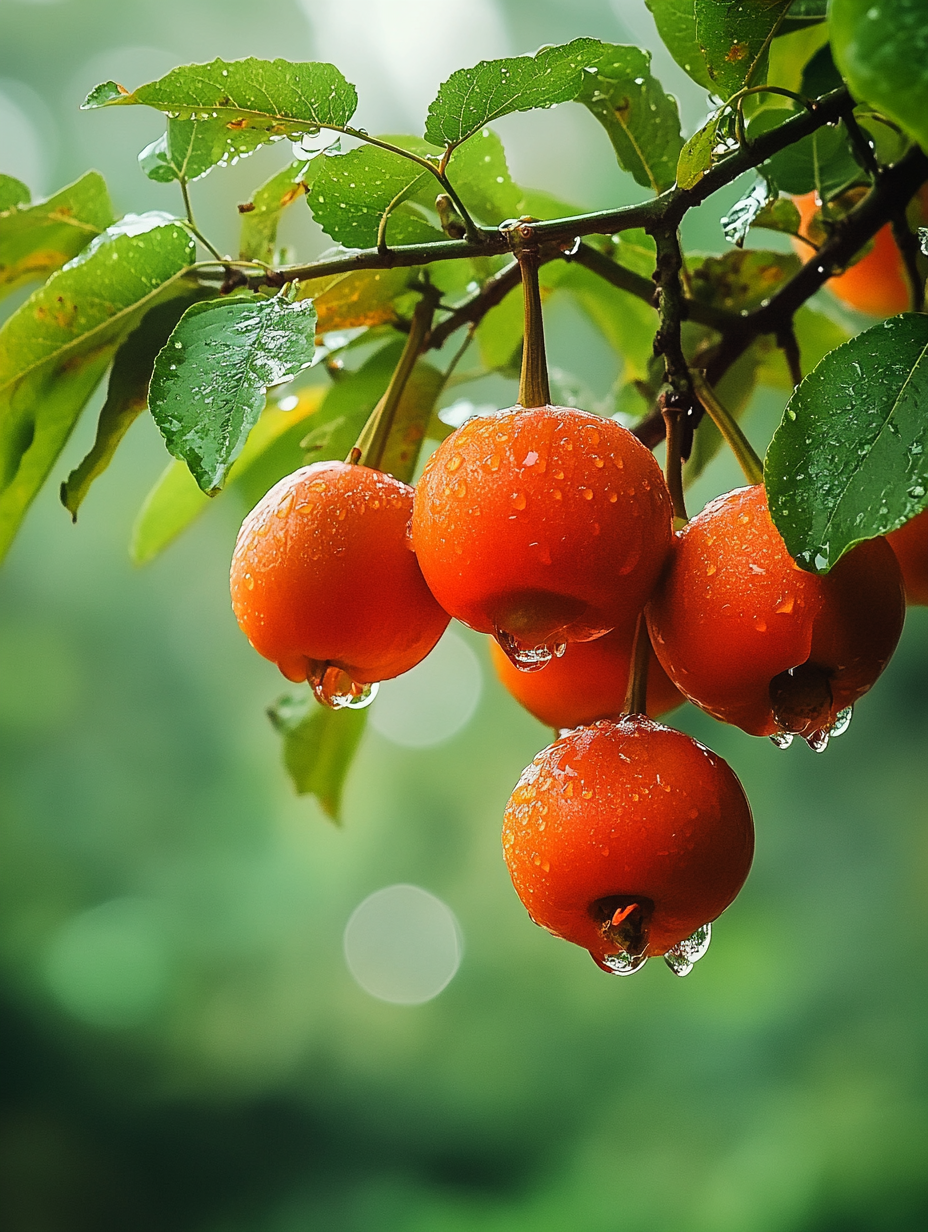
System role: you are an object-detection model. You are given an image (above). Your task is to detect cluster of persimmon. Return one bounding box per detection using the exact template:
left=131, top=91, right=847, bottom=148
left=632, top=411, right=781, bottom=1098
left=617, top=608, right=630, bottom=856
left=230, top=353, right=921, bottom=980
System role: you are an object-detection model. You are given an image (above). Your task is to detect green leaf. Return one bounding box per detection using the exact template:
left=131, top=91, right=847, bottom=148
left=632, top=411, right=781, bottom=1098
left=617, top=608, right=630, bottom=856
left=749, top=107, right=862, bottom=198
left=445, top=128, right=522, bottom=224
left=130, top=387, right=326, bottom=563
left=576, top=44, right=683, bottom=193
left=148, top=292, right=317, bottom=494
left=751, top=194, right=803, bottom=239
left=0, top=171, right=115, bottom=301
left=799, top=43, right=844, bottom=98
left=239, top=159, right=314, bottom=263
left=475, top=285, right=524, bottom=373
left=307, top=140, right=443, bottom=250
left=267, top=689, right=367, bottom=820
left=686, top=344, right=761, bottom=480
left=779, top=0, right=828, bottom=31
left=765, top=313, right=928, bottom=572
left=60, top=293, right=205, bottom=520
left=689, top=249, right=801, bottom=314
left=0, top=213, right=195, bottom=560
left=377, top=359, right=445, bottom=483
left=0, top=175, right=30, bottom=212
left=766, top=19, right=831, bottom=91
left=831, top=0, right=928, bottom=152
left=694, top=0, right=793, bottom=98
left=310, top=266, right=411, bottom=332
left=424, top=38, right=604, bottom=148
left=676, top=108, right=735, bottom=190
left=645, top=1, right=715, bottom=90
left=139, top=116, right=272, bottom=185
left=83, top=57, right=358, bottom=140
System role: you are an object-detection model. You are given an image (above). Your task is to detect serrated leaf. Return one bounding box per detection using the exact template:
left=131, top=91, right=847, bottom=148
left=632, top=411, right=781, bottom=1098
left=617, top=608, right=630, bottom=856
left=0, top=171, right=115, bottom=301
left=831, top=0, right=928, bottom=152
left=239, top=158, right=314, bottom=263
left=148, top=292, right=317, bottom=494
left=61, top=293, right=205, bottom=520
left=307, top=139, right=443, bottom=250
left=0, top=175, right=30, bottom=212
left=721, top=179, right=772, bottom=246
left=694, top=0, right=793, bottom=98
left=424, top=38, right=604, bottom=148
left=0, top=213, right=195, bottom=560
left=130, top=387, right=325, bottom=563
left=83, top=57, right=358, bottom=141
left=139, top=116, right=272, bottom=185
left=765, top=313, right=928, bottom=572
left=576, top=44, right=684, bottom=193
left=645, top=1, right=715, bottom=90
left=267, top=689, right=367, bottom=820
left=749, top=107, right=862, bottom=199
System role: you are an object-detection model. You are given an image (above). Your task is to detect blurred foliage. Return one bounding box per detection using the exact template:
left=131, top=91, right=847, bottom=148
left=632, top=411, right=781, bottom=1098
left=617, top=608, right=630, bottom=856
left=1, top=1, right=927, bottom=1230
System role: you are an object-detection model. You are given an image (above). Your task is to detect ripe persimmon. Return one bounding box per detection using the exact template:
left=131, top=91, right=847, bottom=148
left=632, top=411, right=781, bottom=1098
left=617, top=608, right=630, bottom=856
left=646, top=485, right=905, bottom=745
left=502, top=717, right=754, bottom=973
left=886, top=508, right=928, bottom=606
left=490, top=624, right=681, bottom=730
left=230, top=461, right=449, bottom=707
left=411, top=406, right=673, bottom=669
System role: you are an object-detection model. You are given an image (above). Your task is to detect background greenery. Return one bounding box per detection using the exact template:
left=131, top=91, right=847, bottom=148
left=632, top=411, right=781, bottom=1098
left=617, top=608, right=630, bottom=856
left=1, top=1, right=926, bottom=1229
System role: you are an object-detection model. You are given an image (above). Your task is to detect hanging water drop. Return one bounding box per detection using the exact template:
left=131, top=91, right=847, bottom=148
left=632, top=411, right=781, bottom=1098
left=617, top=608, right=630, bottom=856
left=309, top=662, right=379, bottom=710
left=601, top=950, right=648, bottom=976
left=828, top=705, right=853, bottom=738
left=769, top=731, right=794, bottom=749
left=805, top=729, right=830, bottom=753
left=494, top=628, right=556, bottom=672
left=663, top=922, right=711, bottom=977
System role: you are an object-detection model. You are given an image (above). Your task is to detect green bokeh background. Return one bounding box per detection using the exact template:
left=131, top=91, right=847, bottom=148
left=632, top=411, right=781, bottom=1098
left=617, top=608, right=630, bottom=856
left=1, top=2, right=926, bottom=1229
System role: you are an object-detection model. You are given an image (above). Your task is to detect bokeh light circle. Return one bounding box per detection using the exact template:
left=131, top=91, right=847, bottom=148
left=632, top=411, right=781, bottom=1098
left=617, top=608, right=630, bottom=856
left=343, top=884, right=462, bottom=1004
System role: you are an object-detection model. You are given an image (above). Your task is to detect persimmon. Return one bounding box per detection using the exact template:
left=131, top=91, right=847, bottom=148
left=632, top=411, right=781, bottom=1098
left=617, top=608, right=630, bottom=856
left=230, top=461, right=449, bottom=707
left=502, top=717, right=754, bottom=973
left=886, top=508, right=928, bottom=606
left=646, top=485, right=905, bottom=745
left=490, top=624, right=681, bottom=730
left=792, top=188, right=926, bottom=317
left=411, top=406, right=673, bottom=668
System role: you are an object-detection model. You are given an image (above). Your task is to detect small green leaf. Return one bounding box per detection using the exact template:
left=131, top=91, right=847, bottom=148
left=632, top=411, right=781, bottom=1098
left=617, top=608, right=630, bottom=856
left=0, top=171, right=115, bottom=301
left=130, top=459, right=208, bottom=565
left=831, top=0, right=928, bottom=152
left=576, top=44, right=684, bottom=193
left=645, top=1, right=715, bottom=90
left=148, top=292, right=317, bottom=494
left=689, top=249, right=801, bottom=314
left=765, top=313, right=928, bottom=572
left=0, top=213, right=195, bottom=560
left=83, top=57, right=358, bottom=139
left=307, top=139, right=443, bottom=250
left=424, top=38, right=604, bottom=148
left=0, top=175, right=30, bottom=212
left=475, top=285, right=524, bottom=373
left=749, top=107, right=862, bottom=198
left=61, top=293, right=205, bottom=520
left=676, top=108, right=734, bottom=190
left=445, top=128, right=522, bottom=224
left=751, top=195, right=803, bottom=239
left=694, top=0, right=793, bottom=98
left=268, top=689, right=367, bottom=820
left=239, top=159, right=314, bottom=263
left=139, top=116, right=272, bottom=185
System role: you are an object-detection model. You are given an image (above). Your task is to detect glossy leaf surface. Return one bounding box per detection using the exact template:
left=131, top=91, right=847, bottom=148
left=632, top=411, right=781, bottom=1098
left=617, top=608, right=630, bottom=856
left=644, top=1, right=714, bottom=90
left=766, top=313, right=928, bottom=571
left=148, top=292, right=317, bottom=493
left=267, top=690, right=367, bottom=821
left=139, top=116, right=272, bottom=184
left=694, top=0, right=793, bottom=98
left=0, top=175, right=30, bottom=211
left=239, top=159, right=314, bottom=263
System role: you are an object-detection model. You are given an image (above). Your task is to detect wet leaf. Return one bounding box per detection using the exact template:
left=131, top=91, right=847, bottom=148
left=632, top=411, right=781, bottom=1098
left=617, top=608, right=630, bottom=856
left=83, top=57, right=358, bottom=142
left=309, top=266, right=411, bottom=332
left=644, top=1, right=715, bottom=90
left=576, top=44, right=683, bottom=193
left=148, top=292, right=317, bottom=494
left=689, top=249, right=801, bottom=314
left=676, top=108, right=735, bottom=190
left=267, top=689, right=367, bottom=821
left=445, top=128, right=522, bottom=224
left=765, top=313, right=928, bottom=572
left=0, top=175, right=30, bottom=212
left=0, top=171, right=114, bottom=301
left=750, top=107, right=862, bottom=198
left=831, top=0, right=928, bottom=152
left=239, top=159, right=314, bottom=263
left=139, top=116, right=271, bottom=185
left=424, top=38, right=603, bottom=148
left=694, top=0, right=793, bottom=98
left=0, top=213, right=194, bottom=560
left=60, top=294, right=206, bottom=520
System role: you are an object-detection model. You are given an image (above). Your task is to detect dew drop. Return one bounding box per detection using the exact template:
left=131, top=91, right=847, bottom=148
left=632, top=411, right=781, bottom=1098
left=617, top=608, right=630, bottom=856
left=601, top=951, right=647, bottom=977
left=309, top=662, right=379, bottom=710
left=511, top=491, right=527, bottom=510
left=829, top=705, right=853, bottom=738
left=805, top=729, right=830, bottom=753
left=769, top=731, right=794, bottom=749
left=494, top=629, right=556, bottom=672
left=663, top=923, right=711, bottom=977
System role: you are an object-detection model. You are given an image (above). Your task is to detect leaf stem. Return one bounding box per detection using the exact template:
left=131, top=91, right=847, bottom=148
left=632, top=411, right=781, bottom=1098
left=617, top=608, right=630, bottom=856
left=690, top=370, right=764, bottom=486
left=179, top=178, right=225, bottom=263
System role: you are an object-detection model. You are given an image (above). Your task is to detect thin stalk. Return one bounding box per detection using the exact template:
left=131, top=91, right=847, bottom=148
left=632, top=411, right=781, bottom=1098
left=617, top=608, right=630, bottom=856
left=690, top=370, right=764, bottom=486
left=351, top=289, right=438, bottom=471
left=623, top=614, right=651, bottom=717
left=514, top=235, right=551, bottom=408
left=660, top=393, right=688, bottom=524
left=179, top=179, right=224, bottom=263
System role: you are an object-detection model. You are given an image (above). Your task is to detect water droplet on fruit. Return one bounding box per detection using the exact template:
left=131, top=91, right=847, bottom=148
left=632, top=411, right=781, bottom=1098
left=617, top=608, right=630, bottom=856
left=663, top=923, right=711, bottom=977
left=309, top=662, right=379, bottom=710
left=769, top=731, right=794, bottom=749
left=805, top=729, right=829, bottom=753
left=829, top=705, right=853, bottom=738
left=445, top=453, right=463, bottom=473
left=494, top=629, right=557, bottom=672
left=511, top=491, right=527, bottom=510
left=601, top=951, right=648, bottom=976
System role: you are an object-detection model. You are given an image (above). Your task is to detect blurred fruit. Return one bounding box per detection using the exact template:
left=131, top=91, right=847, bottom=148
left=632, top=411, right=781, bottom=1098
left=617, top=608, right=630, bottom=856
left=886, top=508, right=928, bottom=605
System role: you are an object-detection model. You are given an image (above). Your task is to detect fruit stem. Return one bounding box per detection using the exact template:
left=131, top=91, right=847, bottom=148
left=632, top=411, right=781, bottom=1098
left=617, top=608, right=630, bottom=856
left=509, top=222, right=551, bottom=408
left=660, top=391, right=689, bottom=525
left=351, top=285, right=439, bottom=472
left=623, top=613, right=651, bottom=717
left=690, top=370, right=764, bottom=486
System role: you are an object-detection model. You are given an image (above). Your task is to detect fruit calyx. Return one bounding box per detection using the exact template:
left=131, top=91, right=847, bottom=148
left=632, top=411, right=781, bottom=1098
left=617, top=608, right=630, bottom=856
left=769, top=661, right=833, bottom=734
left=592, top=895, right=654, bottom=958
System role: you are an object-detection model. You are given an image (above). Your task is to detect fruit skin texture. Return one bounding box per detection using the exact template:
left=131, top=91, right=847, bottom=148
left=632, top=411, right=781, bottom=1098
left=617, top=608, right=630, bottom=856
left=411, top=406, right=673, bottom=651
left=887, top=508, right=928, bottom=606
left=646, top=485, right=905, bottom=738
left=792, top=190, right=923, bottom=317
left=502, top=717, right=754, bottom=963
left=230, top=461, right=449, bottom=685
left=490, top=625, right=681, bottom=730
